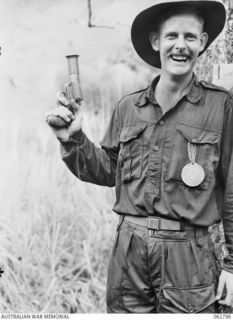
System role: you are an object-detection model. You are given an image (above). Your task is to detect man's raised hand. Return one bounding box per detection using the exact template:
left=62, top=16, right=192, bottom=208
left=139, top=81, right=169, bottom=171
left=46, top=91, right=83, bottom=141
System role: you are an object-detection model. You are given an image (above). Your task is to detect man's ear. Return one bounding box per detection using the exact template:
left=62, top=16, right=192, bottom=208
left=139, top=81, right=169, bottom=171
left=149, top=31, right=160, bottom=51
left=200, top=32, right=208, bottom=52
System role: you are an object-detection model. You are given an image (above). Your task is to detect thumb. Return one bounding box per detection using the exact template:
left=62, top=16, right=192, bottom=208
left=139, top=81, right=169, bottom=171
left=216, top=273, right=225, bottom=300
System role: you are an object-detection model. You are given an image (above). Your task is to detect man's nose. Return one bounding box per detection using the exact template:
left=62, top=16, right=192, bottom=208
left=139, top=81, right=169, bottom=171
left=174, top=36, right=186, bottom=50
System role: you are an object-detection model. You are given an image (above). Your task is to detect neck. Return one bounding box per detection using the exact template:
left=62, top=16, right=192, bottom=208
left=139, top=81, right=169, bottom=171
left=154, top=72, right=193, bottom=113
left=158, top=72, right=193, bottom=94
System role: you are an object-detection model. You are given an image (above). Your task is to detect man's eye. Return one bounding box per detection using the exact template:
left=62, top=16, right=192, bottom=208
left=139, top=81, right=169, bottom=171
left=186, top=35, right=196, bottom=41
left=166, top=34, right=176, bottom=39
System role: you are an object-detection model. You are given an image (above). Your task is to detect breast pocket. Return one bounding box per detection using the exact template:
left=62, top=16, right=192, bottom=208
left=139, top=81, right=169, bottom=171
left=119, top=124, right=147, bottom=183
left=165, top=123, right=220, bottom=189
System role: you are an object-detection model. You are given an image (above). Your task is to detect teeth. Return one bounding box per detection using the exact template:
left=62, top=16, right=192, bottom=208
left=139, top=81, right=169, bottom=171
left=172, top=55, right=188, bottom=61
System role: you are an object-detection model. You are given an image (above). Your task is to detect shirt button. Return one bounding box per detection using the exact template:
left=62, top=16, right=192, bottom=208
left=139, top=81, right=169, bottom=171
left=191, top=138, right=197, bottom=143
left=188, top=305, right=195, bottom=313
left=153, top=145, right=159, bottom=151
left=143, top=234, right=147, bottom=241
left=159, top=120, right=164, bottom=125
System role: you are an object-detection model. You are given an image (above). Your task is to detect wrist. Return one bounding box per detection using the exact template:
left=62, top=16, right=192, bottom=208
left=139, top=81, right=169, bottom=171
left=59, top=129, right=84, bottom=146
left=69, top=129, right=84, bottom=143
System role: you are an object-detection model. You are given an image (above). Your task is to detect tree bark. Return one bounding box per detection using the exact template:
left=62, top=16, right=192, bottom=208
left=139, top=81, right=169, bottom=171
left=222, top=0, right=233, bottom=8
left=87, top=0, right=93, bottom=27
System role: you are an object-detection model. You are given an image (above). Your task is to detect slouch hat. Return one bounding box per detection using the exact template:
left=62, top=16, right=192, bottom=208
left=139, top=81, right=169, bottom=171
left=131, top=0, right=226, bottom=68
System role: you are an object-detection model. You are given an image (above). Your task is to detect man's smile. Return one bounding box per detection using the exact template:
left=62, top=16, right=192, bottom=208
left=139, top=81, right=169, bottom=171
left=170, top=54, right=190, bottom=63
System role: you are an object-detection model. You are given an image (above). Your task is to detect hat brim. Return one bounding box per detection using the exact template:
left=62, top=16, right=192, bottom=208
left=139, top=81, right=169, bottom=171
left=131, top=1, right=226, bottom=68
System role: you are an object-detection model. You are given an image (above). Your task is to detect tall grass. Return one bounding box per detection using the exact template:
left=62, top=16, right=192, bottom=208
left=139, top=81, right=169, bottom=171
left=0, top=108, right=118, bottom=313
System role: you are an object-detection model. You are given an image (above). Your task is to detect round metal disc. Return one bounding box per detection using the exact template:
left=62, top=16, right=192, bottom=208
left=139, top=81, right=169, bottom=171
left=181, top=163, right=205, bottom=187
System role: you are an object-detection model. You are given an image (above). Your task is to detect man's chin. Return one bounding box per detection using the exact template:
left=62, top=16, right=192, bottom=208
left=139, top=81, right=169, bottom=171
left=167, top=65, right=193, bottom=78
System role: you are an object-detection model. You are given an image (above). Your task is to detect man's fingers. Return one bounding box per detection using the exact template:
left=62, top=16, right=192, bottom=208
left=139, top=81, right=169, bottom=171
left=218, top=298, right=233, bottom=306
left=56, top=91, right=69, bottom=107
left=56, top=91, right=80, bottom=114
left=218, top=291, right=233, bottom=306
left=46, top=106, right=75, bottom=123
left=56, top=93, right=80, bottom=116
left=216, top=275, right=225, bottom=300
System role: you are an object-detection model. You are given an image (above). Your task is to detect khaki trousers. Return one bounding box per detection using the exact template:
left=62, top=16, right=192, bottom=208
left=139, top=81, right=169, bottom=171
left=106, top=217, right=219, bottom=313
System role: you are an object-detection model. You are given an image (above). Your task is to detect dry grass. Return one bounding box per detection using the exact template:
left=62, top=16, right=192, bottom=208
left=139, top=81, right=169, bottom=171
left=0, top=115, right=118, bottom=313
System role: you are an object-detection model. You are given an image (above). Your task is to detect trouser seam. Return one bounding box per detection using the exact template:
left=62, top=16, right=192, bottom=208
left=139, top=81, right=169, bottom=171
left=147, top=240, right=157, bottom=309
left=155, top=241, right=165, bottom=310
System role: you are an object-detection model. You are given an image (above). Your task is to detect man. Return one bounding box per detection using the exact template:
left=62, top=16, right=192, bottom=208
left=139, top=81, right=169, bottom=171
left=46, top=0, right=233, bottom=313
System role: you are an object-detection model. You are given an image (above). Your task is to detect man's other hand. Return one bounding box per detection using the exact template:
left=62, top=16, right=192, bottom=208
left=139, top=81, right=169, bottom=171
left=216, top=269, right=233, bottom=307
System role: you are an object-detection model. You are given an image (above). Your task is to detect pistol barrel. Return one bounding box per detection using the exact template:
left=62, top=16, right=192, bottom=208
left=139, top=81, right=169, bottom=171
left=66, top=54, right=83, bottom=104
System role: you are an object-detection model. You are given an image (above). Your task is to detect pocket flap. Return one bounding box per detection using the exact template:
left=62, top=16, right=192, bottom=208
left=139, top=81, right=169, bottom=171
left=162, top=284, right=216, bottom=313
left=176, top=123, right=220, bottom=144
left=120, top=124, right=147, bottom=143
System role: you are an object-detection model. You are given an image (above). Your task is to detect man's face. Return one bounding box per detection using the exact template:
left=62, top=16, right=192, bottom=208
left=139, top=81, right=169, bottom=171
left=150, top=13, right=208, bottom=78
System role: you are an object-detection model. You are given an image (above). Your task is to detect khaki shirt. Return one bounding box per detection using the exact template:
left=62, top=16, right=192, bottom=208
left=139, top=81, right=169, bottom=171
left=60, top=74, right=233, bottom=273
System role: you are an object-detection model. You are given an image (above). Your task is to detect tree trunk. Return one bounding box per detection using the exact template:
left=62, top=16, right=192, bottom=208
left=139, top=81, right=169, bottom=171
left=224, top=0, right=233, bottom=9
left=87, top=0, right=93, bottom=27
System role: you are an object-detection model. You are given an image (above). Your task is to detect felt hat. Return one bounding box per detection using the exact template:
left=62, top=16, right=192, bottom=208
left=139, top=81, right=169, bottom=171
left=131, top=0, right=226, bottom=68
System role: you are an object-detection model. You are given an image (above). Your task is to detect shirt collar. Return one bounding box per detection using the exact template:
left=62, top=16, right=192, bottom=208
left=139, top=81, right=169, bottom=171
left=135, top=74, right=203, bottom=108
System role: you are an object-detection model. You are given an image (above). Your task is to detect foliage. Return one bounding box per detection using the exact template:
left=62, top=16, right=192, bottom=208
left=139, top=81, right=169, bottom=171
left=225, top=8, right=233, bottom=63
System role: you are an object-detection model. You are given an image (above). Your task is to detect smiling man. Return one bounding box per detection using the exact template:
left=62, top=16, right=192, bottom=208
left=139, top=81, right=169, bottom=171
left=149, top=10, right=208, bottom=113
left=46, top=0, right=233, bottom=314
